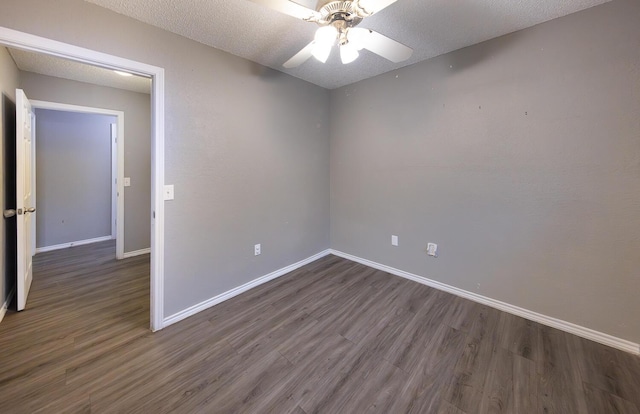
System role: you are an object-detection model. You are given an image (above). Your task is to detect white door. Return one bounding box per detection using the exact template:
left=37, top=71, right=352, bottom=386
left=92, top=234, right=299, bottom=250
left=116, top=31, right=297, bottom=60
left=16, top=89, right=36, bottom=311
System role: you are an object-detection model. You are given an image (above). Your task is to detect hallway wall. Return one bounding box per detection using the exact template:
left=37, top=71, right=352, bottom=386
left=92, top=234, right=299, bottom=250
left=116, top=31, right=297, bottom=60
left=35, top=109, right=116, bottom=248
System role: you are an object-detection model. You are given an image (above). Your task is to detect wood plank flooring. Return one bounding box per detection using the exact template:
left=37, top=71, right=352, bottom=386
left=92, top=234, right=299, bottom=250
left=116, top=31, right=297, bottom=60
left=1, top=240, right=639, bottom=413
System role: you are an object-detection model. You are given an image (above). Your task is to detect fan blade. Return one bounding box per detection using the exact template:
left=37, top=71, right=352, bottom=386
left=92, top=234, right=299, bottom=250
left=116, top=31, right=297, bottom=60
left=247, top=0, right=320, bottom=21
left=289, top=0, right=317, bottom=9
left=356, top=0, right=399, bottom=16
left=283, top=41, right=316, bottom=68
left=348, top=28, right=412, bottom=63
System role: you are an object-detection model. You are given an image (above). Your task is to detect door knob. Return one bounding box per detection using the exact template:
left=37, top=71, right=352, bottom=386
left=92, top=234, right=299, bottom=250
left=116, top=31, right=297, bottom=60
left=3, top=209, right=16, bottom=218
left=26, top=207, right=36, bottom=213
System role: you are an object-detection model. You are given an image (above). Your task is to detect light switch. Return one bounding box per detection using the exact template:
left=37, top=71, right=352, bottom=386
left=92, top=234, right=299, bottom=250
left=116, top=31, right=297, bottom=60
left=164, top=185, right=174, bottom=201
left=391, top=235, right=398, bottom=246
left=123, top=177, right=131, bottom=187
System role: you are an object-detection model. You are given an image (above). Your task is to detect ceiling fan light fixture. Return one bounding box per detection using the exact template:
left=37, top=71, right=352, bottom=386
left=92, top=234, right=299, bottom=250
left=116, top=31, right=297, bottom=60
left=340, top=42, right=359, bottom=64
left=314, top=25, right=338, bottom=45
left=312, top=26, right=338, bottom=63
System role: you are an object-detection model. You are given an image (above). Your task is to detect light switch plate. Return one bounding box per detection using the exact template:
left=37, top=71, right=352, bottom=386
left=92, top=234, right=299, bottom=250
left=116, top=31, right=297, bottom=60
left=391, top=235, right=398, bottom=246
left=123, top=177, right=131, bottom=187
left=164, top=185, right=174, bottom=201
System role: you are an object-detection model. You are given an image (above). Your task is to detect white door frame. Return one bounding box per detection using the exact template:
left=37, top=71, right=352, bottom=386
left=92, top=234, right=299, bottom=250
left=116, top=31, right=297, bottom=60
left=111, top=123, right=117, bottom=242
left=0, top=26, right=165, bottom=331
left=30, top=101, right=125, bottom=260
left=31, top=111, right=36, bottom=257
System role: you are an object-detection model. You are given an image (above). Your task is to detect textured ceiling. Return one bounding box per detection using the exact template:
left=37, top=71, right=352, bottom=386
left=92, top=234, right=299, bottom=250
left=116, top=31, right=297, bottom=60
left=8, top=48, right=151, bottom=94
left=84, top=0, right=611, bottom=89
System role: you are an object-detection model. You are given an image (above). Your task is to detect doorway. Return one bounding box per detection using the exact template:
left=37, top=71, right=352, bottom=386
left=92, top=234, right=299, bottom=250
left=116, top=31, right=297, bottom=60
left=31, top=102, right=125, bottom=259
left=0, top=26, right=166, bottom=331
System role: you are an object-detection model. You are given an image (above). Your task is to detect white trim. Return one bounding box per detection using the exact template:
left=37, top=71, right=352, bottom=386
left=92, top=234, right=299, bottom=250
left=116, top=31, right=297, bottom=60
left=116, top=120, right=125, bottom=259
left=0, top=288, right=16, bottom=324
left=30, top=100, right=125, bottom=260
left=163, top=249, right=331, bottom=327
left=329, top=250, right=640, bottom=355
left=150, top=68, right=166, bottom=332
left=31, top=112, right=37, bottom=257
left=35, top=236, right=112, bottom=253
left=30, top=100, right=122, bottom=116
left=110, top=123, right=117, bottom=240
left=123, top=248, right=151, bottom=258
left=0, top=26, right=166, bottom=331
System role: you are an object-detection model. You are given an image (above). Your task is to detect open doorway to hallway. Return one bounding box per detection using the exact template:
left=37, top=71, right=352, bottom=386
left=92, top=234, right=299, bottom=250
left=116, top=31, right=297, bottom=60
left=1, top=44, right=152, bottom=327
left=0, top=25, right=165, bottom=330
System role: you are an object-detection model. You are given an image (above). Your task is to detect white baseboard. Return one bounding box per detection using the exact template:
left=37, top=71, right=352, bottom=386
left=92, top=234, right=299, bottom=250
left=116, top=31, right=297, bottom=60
left=329, top=249, right=640, bottom=356
left=35, top=235, right=112, bottom=254
left=123, top=248, right=151, bottom=258
left=163, top=249, right=331, bottom=327
left=0, top=287, right=16, bottom=324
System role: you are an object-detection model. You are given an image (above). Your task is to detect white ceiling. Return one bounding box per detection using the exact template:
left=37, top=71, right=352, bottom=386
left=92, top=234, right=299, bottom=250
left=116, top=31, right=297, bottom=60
left=8, top=48, right=151, bottom=94
left=84, top=0, right=611, bottom=89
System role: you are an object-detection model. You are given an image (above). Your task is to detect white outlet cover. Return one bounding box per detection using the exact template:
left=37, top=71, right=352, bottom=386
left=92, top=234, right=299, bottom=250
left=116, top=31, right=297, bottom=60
left=427, top=243, right=438, bottom=256
left=123, top=177, right=131, bottom=187
left=164, top=184, right=174, bottom=200
left=254, top=244, right=261, bottom=256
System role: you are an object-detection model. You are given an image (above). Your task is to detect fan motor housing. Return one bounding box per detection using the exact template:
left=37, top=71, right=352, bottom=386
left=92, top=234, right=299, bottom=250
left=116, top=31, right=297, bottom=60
left=317, top=1, right=363, bottom=27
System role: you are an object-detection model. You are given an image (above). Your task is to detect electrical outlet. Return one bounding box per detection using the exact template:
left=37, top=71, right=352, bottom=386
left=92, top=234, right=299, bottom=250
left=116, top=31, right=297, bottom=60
left=426, top=243, right=438, bottom=257
left=254, top=244, right=261, bottom=256
left=391, top=235, right=398, bottom=246
left=123, top=177, right=131, bottom=187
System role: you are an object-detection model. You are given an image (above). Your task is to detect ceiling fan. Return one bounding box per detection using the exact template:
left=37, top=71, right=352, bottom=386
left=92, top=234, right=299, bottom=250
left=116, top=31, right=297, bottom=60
left=248, top=0, right=413, bottom=67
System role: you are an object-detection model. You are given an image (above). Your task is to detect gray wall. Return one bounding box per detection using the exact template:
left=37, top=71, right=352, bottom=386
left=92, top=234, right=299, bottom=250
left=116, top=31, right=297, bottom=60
left=0, top=47, right=19, bottom=309
left=330, top=0, right=640, bottom=343
left=0, top=0, right=331, bottom=317
left=20, top=72, right=151, bottom=253
left=35, top=109, right=116, bottom=248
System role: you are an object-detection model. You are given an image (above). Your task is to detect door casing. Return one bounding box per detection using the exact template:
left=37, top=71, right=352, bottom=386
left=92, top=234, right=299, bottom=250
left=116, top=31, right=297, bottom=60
left=30, top=101, right=126, bottom=259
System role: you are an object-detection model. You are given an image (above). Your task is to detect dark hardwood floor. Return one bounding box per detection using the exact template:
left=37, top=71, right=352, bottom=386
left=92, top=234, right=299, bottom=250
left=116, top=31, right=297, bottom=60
left=0, top=241, right=639, bottom=413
